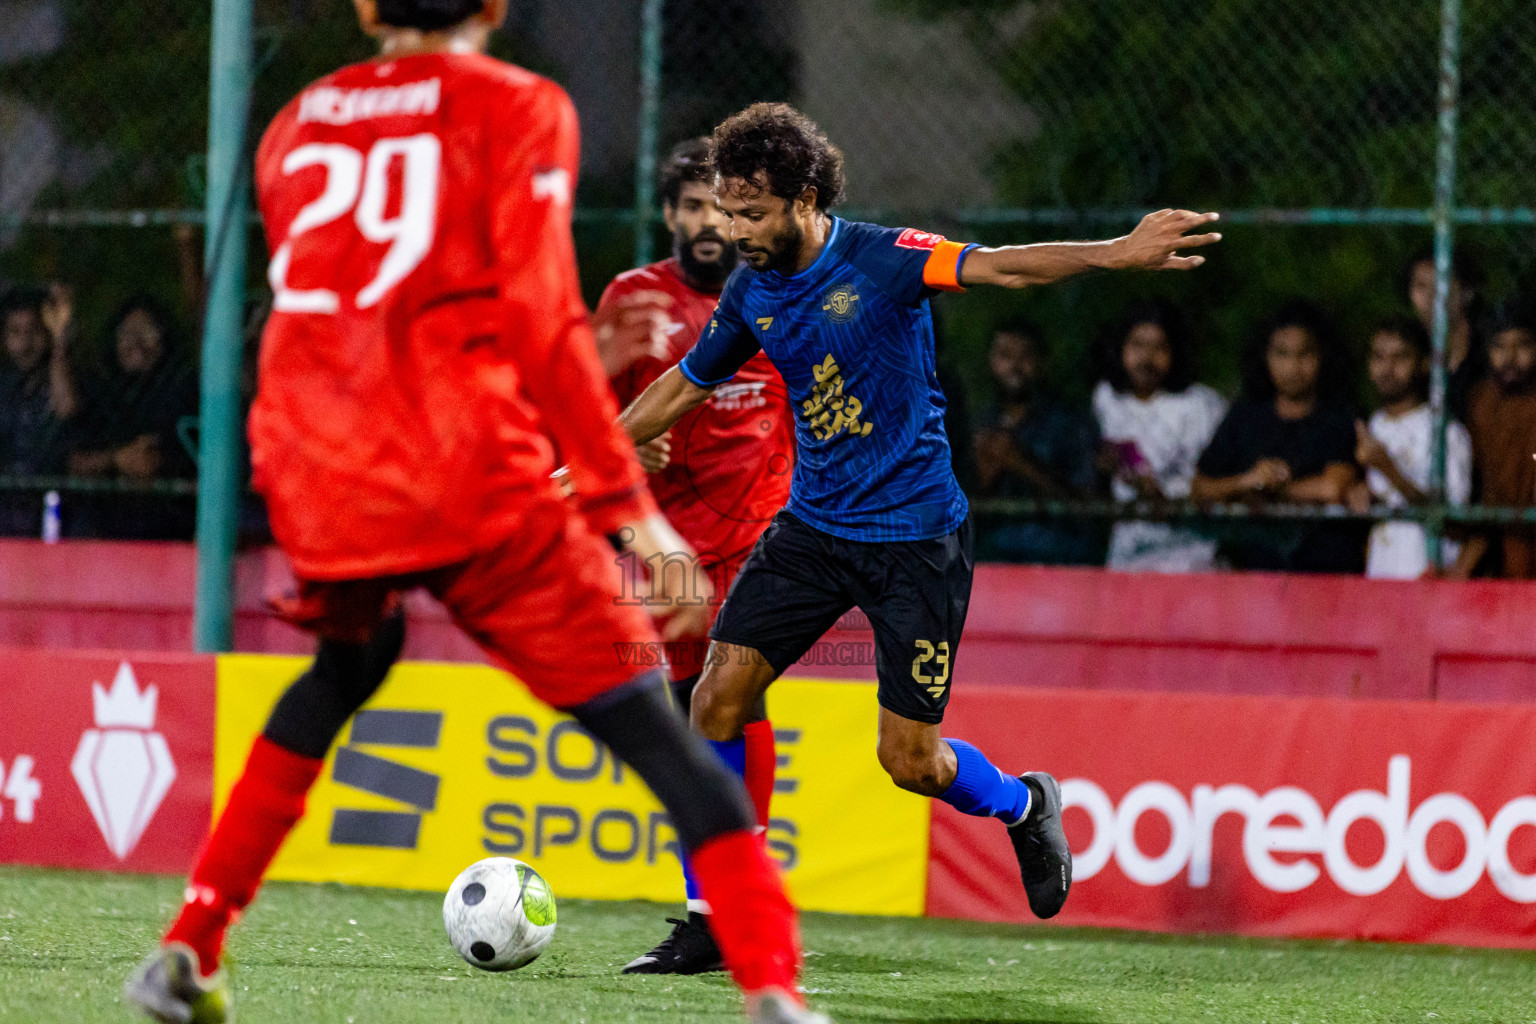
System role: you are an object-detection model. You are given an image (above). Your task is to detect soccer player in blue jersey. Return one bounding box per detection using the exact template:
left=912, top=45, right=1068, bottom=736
left=620, top=103, right=1221, bottom=970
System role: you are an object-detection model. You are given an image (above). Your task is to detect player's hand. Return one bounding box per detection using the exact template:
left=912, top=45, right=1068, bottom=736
left=550, top=465, right=575, bottom=498
left=636, top=432, right=672, bottom=474
left=1115, top=210, right=1222, bottom=272
left=591, top=290, right=672, bottom=377
left=622, top=513, right=714, bottom=642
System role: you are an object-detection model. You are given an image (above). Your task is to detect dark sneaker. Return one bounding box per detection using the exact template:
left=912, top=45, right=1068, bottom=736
left=1007, top=771, right=1072, bottom=919
left=621, top=913, right=725, bottom=975
left=124, top=942, right=230, bottom=1024
left=749, top=989, right=834, bottom=1023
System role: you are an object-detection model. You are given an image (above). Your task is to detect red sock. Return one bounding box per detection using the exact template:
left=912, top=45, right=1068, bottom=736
left=165, top=736, right=322, bottom=975
left=692, top=829, right=800, bottom=998
left=743, top=719, right=776, bottom=828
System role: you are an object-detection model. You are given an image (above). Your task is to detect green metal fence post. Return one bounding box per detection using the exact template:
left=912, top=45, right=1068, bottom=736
left=193, top=0, right=254, bottom=653
left=1426, top=0, right=1464, bottom=570
left=633, top=0, right=665, bottom=267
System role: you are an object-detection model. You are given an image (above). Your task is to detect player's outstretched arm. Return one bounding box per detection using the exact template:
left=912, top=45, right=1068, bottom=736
left=619, top=365, right=714, bottom=446
left=960, top=210, right=1222, bottom=289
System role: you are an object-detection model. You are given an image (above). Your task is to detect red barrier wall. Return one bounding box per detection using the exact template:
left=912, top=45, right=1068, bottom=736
left=2, top=541, right=1534, bottom=701
left=929, top=685, right=1536, bottom=948
left=0, top=649, right=214, bottom=873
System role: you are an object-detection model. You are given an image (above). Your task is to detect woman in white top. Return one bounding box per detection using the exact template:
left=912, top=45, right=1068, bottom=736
left=1093, top=302, right=1227, bottom=572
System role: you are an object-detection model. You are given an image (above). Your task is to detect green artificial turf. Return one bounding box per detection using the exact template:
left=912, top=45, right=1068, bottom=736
left=1, top=866, right=1534, bottom=1023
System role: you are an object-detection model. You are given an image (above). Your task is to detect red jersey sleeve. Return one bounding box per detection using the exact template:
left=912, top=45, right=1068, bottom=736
left=489, top=82, right=656, bottom=535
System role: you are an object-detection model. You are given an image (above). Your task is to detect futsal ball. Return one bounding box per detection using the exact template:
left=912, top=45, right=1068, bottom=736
left=442, top=857, right=558, bottom=971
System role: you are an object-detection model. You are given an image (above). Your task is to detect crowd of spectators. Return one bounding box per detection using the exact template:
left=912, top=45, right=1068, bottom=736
left=968, top=249, right=1536, bottom=580
left=5, top=247, right=1535, bottom=580
left=0, top=284, right=199, bottom=540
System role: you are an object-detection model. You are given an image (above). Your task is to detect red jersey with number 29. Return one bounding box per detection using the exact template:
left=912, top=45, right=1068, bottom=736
left=250, top=52, right=653, bottom=580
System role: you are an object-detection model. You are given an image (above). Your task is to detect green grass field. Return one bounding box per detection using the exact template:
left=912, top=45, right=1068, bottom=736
left=2, top=867, right=1534, bottom=1024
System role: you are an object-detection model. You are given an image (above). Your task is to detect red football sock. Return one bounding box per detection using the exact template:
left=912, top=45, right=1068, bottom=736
left=742, top=719, right=776, bottom=828
left=692, top=829, right=801, bottom=999
left=165, top=736, right=323, bottom=975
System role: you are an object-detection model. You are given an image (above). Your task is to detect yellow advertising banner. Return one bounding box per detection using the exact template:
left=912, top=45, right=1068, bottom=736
left=215, top=656, right=930, bottom=916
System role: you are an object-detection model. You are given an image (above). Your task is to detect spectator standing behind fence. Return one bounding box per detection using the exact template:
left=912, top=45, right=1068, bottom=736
left=1406, top=247, right=1485, bottom=419
left=1456, top=303, right=1536, bottom=579
left=1192, top=302, right=1365, bottom=573
left=1092, top=301, right=1226, bottom=572
left=1346, top=316, right=1472, bottom=579
left=0, top=284, right=79, bottom=536
left=972, top=321, right=1105, bottom=564
left=67, top=296, right=198, bottom=539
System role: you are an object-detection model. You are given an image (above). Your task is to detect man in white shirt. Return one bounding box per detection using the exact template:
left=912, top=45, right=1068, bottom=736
left=1350, top=316, right=1472, bottom=579
left=1093, top=303, right=1227, bottom=571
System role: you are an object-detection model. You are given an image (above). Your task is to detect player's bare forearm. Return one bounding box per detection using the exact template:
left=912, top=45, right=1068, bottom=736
left=620, top=365, right=713, bottom=445
left=960, top=209, right=1223, bottom=289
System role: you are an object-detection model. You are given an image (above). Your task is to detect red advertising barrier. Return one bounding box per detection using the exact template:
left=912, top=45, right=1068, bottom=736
left=7, top=540, right=1536, bottom=705
left=929, top=686, right=1536, bottom=948
left=0, top=649, right=215, bottom=873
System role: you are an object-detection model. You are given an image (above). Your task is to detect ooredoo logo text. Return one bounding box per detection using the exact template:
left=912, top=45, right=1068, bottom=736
left=1064, top=756, right=1536, bottom=902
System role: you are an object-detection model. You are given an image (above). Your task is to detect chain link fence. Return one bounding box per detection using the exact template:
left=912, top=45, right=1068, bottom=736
left=2, top=0, right=1533, bottom=573
left=649, top=0, right=1536, bottom=574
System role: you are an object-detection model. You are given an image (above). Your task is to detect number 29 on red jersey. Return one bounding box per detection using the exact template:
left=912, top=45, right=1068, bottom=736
left=267, top=133, right=442, bottom=314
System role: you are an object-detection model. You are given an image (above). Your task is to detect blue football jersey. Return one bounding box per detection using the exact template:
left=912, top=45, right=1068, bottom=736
left=679, top=218, right=976, bottom=542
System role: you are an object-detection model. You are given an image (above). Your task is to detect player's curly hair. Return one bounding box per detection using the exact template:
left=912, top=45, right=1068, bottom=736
left=376, top=0, right=484, bottom=32
left=710, top=103, right=847, bottom=211
left=659, top=137, right=714, bottom=209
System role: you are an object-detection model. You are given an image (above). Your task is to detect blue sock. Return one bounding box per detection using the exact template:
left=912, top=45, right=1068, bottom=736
left=681, top=736, right=748, bottom=904
left=939, top=739, right=1032, bottom=825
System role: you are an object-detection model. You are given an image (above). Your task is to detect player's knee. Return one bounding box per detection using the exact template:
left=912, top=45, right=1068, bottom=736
left=878, top=741, right=950, bottom=797
left=573, top=673, right=753, bottom=850
left=262, top=609, right=406, bottom=759
left=689, top=677, right=749, bottom=742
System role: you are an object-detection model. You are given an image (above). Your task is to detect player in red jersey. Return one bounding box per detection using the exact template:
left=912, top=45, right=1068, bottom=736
left=124, top=4, right=821, bottom=1023
left=599, top=139, right=796, bottom=976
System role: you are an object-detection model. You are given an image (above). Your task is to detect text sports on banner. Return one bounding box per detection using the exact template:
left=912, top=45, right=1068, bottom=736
left=215, top=656, right=929, bottom=916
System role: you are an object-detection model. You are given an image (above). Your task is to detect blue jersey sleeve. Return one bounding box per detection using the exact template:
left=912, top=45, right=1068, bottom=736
left=678, top=267, right=761, bottom=387
left=839, top=221, right=979, bottom=306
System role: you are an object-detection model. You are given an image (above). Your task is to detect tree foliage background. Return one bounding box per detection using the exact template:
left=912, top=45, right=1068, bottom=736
left=883, top=0, right=1536, bottom=402
left=3, top=0, right=1533, bottom=402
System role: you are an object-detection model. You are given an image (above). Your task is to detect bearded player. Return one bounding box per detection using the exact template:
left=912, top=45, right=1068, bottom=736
left=622, top=103, right=1223, bottom=928
left=124, top=7, right=824, bottom=1024
left=597, top=138, right=795, bottom=976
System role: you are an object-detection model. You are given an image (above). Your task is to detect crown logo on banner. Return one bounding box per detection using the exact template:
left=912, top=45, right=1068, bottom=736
left=92, top=662, right=159, bottom=729
left=71, top=662, right=177, bottom=860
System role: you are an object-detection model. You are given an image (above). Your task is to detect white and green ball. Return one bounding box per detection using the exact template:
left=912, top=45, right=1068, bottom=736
left=442, top=857, right=557, bottom=971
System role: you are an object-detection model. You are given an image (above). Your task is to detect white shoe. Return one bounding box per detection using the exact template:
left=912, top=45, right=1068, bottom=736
left=748, top=988, right=833, bottom=1024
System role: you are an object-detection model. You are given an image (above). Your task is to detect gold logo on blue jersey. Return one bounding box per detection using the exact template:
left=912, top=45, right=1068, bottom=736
left=802, top=354, right=874, bottom=441
left=756, top=316, right=774, bottom=332
left=821, top=284, right=860, bottom=324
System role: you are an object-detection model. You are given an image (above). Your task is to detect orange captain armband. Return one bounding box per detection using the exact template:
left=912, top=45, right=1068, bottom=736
left=921, top=240, right=972, bottom=293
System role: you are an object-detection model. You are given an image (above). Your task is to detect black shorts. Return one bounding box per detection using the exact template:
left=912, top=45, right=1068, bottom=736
left=710, top=510, right=974, bottom=724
